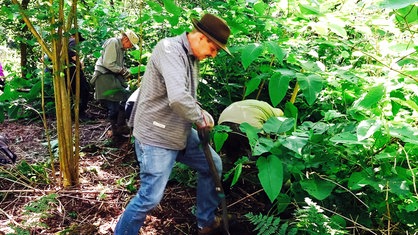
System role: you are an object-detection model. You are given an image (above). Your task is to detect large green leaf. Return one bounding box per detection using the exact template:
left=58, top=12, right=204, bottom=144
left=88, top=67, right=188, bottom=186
left=263, top=117, right=295, bottom=134
left=280, top=134, right=308, bottom=155
left=244, top=76, right=262, bottom=98
left=213, top=132, right=228, bottom=152
left=357, top=84, right=385, bottom=109
left=357, top=119, right=382, bottom=141
left=153, top=14, right=165, bottom=23
left=388, top=177, right=410, bottom=196
left=284, top=102, right=298, bottom=121
left=275, top=193, right=291, bottom=214
left=253, top=137, right=274, bottom=156
left=163, top=0, right=182, bottom=16
left=398, top=196, right=418, bottom=212
left=265, top=41, right=286, bottom=63
left=147, top=1, right=163, bottom=12
left=269, top=70, right=293, bottom=106
left=297, top=74, right=323, bottom=106
left=395, top=5, right=418, bottom=24
left=240, top=122, right=260, bottom=148
left=298, top=3, right=320, bottom=15
left=391, top=97, right=418, bottom=112
left=241, top=43, right=263, bottom=70
left=389, top=125, right=418, bottom=144
left=300, top=178, right=335, bottom=200
left=330, top=132, right=367, bottom=145
left=328, top=22, right=347, bottom=38
left=347, top=171, right=381, bottom=191
left=167, top=15, right=179, bottom=27
left=257, top=155, right=283, bottom=203
left=254, top=1, right=268, bottom=15
left=379, top=0, right=418, bottom=9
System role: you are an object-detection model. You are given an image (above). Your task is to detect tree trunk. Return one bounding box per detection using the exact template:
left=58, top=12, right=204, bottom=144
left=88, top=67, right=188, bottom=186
left=12, top=0, right=80, bottom=187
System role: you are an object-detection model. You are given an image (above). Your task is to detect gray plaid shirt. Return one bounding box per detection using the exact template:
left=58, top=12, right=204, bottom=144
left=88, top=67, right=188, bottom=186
left=132, top=33, right=205, bottom=150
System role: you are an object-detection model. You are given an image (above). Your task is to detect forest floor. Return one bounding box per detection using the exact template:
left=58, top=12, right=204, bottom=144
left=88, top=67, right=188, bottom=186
left=0, top=103, right=267, bottom=235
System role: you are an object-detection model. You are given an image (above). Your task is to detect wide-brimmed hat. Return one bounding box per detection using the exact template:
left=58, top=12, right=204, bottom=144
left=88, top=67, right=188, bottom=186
left=123, top=29, right=139, bottom=48
left=192, top=13, right=231, bottom=55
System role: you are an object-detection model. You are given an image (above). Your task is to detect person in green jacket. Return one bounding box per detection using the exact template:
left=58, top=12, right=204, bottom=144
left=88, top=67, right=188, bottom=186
left=218, top=99, right=284, bottom=160
left=91, top=29, right=139, bottom=141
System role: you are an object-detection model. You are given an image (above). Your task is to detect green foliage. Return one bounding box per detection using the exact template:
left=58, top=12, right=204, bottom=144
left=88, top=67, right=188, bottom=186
left=1, top=0, right=418, bottom=233
left=245, top=212, right=298, bottom=235
left=24, top=193, right=57, bottom=215
left=15, top=160, right=51, bottom=184
left=257, top=155, right=283, bottom=203
left=169, top=162, right=197, bottom=188
left=116, top=174, right=137, bottom=193
left=294, top=198, right=347, bottom=235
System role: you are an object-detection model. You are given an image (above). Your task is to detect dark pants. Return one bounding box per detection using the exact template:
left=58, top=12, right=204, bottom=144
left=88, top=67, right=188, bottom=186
left=100, top=100, right=129, bottom=139
left=0, top=78, right=4, bottom=91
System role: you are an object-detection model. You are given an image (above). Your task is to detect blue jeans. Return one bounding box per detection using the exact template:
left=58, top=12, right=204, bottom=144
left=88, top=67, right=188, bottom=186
left=114, top=129, right=222, bottom=235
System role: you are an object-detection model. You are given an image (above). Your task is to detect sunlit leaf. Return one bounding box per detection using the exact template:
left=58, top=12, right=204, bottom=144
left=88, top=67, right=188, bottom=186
left=300, top=178, right=335, bottom=200
left=265, top=41, right=286, bottom=63
left=357, top=84, right=385, bottom=109
left=263, top=117, right=295, bottom=134
left=269, top=74, right=289, bottom=106
left=328, top=22, right=347, bottom=38
left=280, top=135, right=308, bottom=155
left=147, top=1, right=163, bottom=12
left=357, top=119, right=382, bottom=141
left=379, top=0, right=418, bottom=9
left=163, top=0, right=182, bottom=16
left=297, top=74, right=323, bottom=106
left=348, top=171, right=381, bottom=191
left=241, top=43, right=263, bottom=70
left=389, top=125, right=418, bottom=144
left=254, top=1, right=268, bottom=15
left=298, top=3, right=320, bottom=15
left=391, top=97, right=418, bottom=112
left=167, top=15, right=179, bottom=26
left=153, top=14, right=165, bottom=23
left=330, top=132, right=366, bottom=145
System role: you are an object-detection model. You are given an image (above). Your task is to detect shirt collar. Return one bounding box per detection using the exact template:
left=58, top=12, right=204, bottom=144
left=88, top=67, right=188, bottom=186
left=180, top=32, right=194, bottom=56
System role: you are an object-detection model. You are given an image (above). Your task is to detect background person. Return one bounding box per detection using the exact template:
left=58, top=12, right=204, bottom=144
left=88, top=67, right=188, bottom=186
left=67, top=31, right=91, bottom=119
left=114, top=13, right=232, bottom=235
left=0, top=62, right=4, bottom=91
left=91, top=29, right=139, bottom=141
left=218, top=99, right=284, bottom=160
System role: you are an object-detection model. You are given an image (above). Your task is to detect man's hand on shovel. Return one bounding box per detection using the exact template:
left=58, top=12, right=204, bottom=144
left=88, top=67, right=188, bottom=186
left=197, top=109, right=231, bottom=235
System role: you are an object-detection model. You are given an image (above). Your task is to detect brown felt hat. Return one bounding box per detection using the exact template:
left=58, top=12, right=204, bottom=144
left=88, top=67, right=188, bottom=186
left=192, top=13, right=231, bottom=55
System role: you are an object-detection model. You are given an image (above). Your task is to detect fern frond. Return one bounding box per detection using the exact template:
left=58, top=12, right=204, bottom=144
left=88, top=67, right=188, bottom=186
left=245, top=212, right=281, bottom=235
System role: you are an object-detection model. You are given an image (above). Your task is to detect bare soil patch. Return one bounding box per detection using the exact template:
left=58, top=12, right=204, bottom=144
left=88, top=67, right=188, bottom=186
left=0, top=108, right=265, bottom=234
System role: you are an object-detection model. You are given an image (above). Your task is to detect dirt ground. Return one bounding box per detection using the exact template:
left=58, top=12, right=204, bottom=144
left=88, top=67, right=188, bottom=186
left=0, top=105, right=267, bottom=234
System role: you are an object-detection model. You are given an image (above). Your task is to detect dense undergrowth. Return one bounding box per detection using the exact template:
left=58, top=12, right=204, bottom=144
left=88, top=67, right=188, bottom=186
left=1, top=0, right=418, bottom=234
